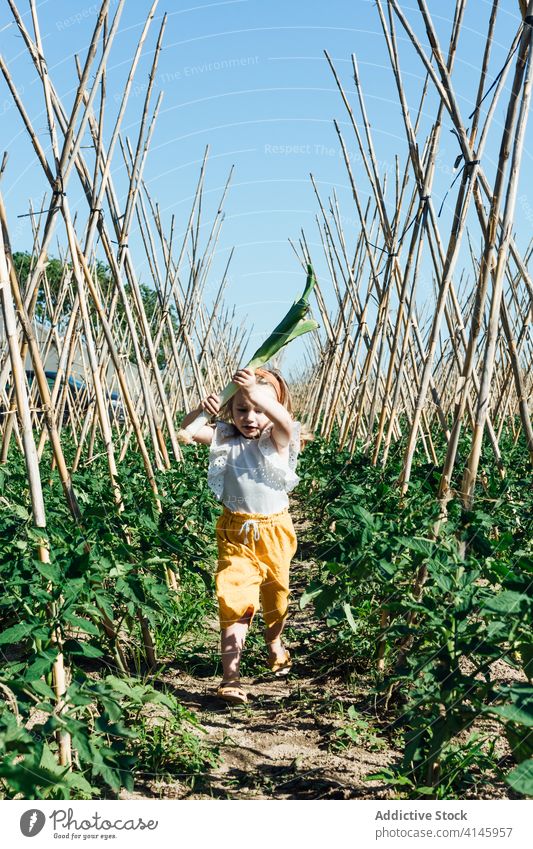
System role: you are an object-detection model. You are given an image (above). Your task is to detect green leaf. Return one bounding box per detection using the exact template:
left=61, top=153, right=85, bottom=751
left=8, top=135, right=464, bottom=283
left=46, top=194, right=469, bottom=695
left=34, top=560, right=61, bottom=583
left=505, top=726, right=533, bottom=763
left=433, top=573, right=454, bottom=593
left=63, top=639, right=104, bottom=659
left=377, top=558, right=397, bottom=578
left=11, top=503, right=30, bottom=521
left=39, top=742, right=66, bottom=774
left=482, top=591, right=531, bottom=615
left=486, top=704, right=533, bottom=728
left=33, top=701, right=55, bottom=714
left=62, top=613, right=100, bottom=637
left=31, top=679, right=57, bottom=700
left=92, top=758, right=122, bottom=792
left=0, top=622, right=33, bottom=645
left=65, top=771, right=96, bottom=796
left=215, top=266, right=319, bottom=408
left=299, top=580, right=324, bottom=609
left=103, top=676, right=137, bottom=697
left=505, top=758, right=533, bottom=796
left=397, top=536, right=434, bottom=557
left=364, top=769, right=414, bottom=787
left=23, top=651, right=58, bottom=682
left=314, top=585, right=339, bottom=616
left=247, top=266, right=318, bottom=368
left=69, top=728, right=93, bottom=763
left=341, top=504, right=376, bottom=527
left=343, top=602, right=359, bottom=633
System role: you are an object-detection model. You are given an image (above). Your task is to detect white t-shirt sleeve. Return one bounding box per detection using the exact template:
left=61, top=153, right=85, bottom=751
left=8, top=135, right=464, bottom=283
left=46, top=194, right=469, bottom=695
left=257, top=420, right=301, bottom=492
left=207, top=421, right=237, bottom=502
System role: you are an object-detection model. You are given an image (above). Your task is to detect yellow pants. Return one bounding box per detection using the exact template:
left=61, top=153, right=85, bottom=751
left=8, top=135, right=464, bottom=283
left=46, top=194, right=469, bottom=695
left=215, top=506, right=298, bottom=628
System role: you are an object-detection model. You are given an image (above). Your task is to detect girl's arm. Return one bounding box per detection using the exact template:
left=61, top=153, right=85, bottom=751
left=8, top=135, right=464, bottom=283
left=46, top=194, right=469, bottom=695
left=180, top=394, right=220, bottom=445
left=233, top=369, right=292, bottom=451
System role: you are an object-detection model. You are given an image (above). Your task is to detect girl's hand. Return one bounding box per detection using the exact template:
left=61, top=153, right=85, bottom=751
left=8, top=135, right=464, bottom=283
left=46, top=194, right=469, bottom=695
left=200, top=393, right=221, bottom=417
left=232, top=367, right=256, bottom=393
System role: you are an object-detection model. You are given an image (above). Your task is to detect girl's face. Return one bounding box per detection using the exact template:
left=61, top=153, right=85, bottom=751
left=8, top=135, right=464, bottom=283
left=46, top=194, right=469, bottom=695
left=231, top=387, right=276, bottom=439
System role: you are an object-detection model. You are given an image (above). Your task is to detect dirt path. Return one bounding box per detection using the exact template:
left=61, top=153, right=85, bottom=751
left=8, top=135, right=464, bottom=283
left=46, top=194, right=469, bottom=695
left=122, top=499, right=517, bottom=801
left=121, top=500, right=398, bottom=799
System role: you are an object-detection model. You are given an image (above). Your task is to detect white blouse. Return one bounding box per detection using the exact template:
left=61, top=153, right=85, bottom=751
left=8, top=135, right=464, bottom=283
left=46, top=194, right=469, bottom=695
left=207, top=420, right=301, bottom=515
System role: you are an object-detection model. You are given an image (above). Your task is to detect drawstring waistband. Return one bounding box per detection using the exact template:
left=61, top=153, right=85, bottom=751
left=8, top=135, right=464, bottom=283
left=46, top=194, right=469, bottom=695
left=221, top=506, right=288, bottom=522
left=219, top=506, right=290, bottom=545
left=239, top=519, right=260, bottom=544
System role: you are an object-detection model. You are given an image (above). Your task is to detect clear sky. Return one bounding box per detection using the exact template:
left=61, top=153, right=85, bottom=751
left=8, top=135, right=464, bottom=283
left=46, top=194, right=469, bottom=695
left=1, top=0, right=528, bottom=376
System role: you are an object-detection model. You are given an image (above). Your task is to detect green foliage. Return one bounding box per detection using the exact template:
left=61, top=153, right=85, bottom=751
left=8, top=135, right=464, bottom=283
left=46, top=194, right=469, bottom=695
left=296, top=428, right=532, bottom=799
left=247, top=265, right=319, bottom=368
left=132, top=698, right=219, bottom=783
left=329, top=704, right=386, bottom=753
left=483, top=683, right=533, bottom=785
left=1, top=415, right=530, bottom=800
left=368, top=733, right=500, bottom=800
left=0, top=711, right=95, bottom=799
left=505, top=758, right=533, bottom=796
left=12, top=252, right=179, bottom=367
left=0, top=439, right=219, bottom=799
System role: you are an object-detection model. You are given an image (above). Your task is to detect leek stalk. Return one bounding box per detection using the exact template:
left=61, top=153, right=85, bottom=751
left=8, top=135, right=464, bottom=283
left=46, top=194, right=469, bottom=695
left=178, top=265, right=318, bottom=442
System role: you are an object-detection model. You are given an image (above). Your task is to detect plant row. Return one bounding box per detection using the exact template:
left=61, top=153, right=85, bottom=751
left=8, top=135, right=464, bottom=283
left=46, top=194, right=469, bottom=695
left=297, top=430, right=533, bottom=798
left=0, top=441, right=219, bottom=798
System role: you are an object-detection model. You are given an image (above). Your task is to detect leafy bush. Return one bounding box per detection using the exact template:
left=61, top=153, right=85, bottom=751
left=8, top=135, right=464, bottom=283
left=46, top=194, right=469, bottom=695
left=0, top=440, right=219, bottom=798
left=296, top=428, right=532, bottom=798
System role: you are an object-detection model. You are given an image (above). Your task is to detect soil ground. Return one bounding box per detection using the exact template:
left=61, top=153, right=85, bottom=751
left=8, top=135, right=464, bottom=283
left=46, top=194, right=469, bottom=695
left=121, top=497, right=521, bottom=801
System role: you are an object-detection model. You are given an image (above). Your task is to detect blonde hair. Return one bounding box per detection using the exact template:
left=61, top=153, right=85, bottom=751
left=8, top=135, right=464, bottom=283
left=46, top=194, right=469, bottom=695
left=219, top=369, right=315, bottom=449
left=255, top=367, right=293, bottom=416
left=220, top=368, right=294, bottom=424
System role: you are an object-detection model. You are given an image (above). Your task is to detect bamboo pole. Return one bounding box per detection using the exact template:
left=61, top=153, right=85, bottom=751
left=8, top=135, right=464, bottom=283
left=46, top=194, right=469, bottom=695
left=462, top=7, right=533, bottom=504
left=1, top=202, right=71, bottom=768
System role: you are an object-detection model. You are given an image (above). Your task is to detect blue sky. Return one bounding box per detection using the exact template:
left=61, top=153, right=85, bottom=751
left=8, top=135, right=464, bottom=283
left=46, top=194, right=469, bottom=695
left=1, top=0, right=528, bottom=375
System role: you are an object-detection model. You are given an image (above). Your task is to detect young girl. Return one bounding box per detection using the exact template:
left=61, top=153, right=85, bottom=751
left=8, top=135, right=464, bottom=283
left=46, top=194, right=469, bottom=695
left=181, top=366, right=300, bottom=705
